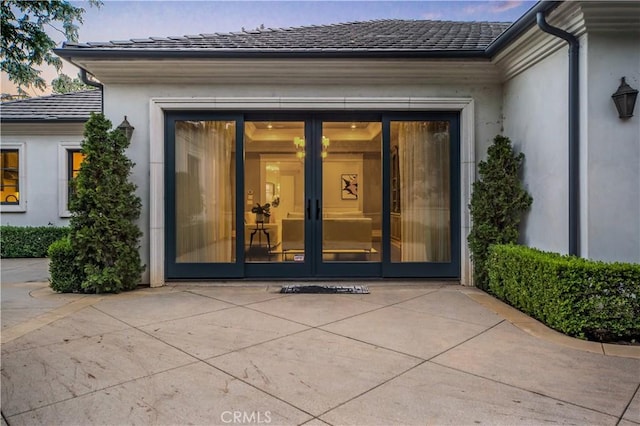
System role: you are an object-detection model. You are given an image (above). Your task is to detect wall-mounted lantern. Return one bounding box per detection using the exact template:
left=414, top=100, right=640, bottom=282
left=611, top=77, right=638, bottom=119
left=117, top=116, right=135, bottom=142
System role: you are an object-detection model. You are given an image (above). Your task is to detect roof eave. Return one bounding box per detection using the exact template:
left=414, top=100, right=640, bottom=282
left=53, top=47, right=492, bottom=61
left=0, top=118, right=91, bottom=123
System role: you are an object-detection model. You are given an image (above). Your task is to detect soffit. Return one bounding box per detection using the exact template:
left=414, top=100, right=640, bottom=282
left=580, top=1, right=640, bottom=33
left=75, top=58, right=502, bottom=85
left=493, top=1, right=640, bottom=81
left=492, top=2, right=586, bottom=80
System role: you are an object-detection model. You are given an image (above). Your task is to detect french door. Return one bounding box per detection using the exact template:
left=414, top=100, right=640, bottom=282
left=164, top=112, right=459, bottom=280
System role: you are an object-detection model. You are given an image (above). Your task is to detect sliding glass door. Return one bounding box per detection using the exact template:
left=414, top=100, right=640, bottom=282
left=165, top=114, right=244, bottom=278
left=165, top=112, right=459, bottom=280
left=384, top=116, right=460, bottom=277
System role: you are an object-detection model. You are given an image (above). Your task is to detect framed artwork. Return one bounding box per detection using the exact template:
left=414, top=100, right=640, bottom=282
left=341, top=174, right=358, bottom=200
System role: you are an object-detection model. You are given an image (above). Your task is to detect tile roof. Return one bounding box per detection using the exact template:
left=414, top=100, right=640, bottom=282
left=0, top=89, right=101, bottom=122
left=61, top=20, right=512, bottom=53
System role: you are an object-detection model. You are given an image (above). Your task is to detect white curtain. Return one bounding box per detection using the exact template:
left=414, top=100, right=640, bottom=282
left=398, top=121, right=450, bottom=262
left=176, top=121, right=235, bottom=263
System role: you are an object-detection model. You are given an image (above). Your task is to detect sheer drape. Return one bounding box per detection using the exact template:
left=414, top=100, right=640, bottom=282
left=398, top=121, right=450, bottom=262
left=175, top=121, right=235, bottom=263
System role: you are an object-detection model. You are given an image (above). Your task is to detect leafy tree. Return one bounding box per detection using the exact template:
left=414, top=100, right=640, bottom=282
left=65, top=113, right=144, bottom=293
left=1, top=0, right=100, bottom=94
left=468, top=135, right=532, bottom=290
left=51, top=72, right=91, bottom=93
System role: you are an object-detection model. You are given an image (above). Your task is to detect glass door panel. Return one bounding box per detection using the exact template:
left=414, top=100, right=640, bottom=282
left=320, top=122, right=382, bottom=264
left=390, top=121, right=451, bottom=263
left=174, top=120, right=236, bottom=263
left=244, top=121, right=306, bottom=264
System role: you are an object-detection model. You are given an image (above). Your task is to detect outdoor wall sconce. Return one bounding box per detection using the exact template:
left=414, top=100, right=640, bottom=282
left=117, top=116, right=135, bottom=142
left=612, top=77, right=638, bottom=119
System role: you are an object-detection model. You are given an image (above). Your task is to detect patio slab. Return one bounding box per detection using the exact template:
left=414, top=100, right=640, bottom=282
left=139, top=306, right=309, bottom=359
left=93, top=290, right=234, bottom=327
left=320, top=361, right=619, bottom=425
left=621, top=389, right=640, bottom=424
left=6, top=361, right=312, bottom=426
left=1, top=306, right=129, bottom=354
left=1, top=328, right=197, bottom=417
left=185, top=285, right=287, bottom=306
left=247, top=293, right=383, bottom=327
left=2, top=259, right=638, bottom=426
left=321, top=305, right=491, bottom=359
left=208, top=328, right=422, bottom=416
left=393, top=288, right=503, bottom=327
left=432, top=321, right=640, bottom=418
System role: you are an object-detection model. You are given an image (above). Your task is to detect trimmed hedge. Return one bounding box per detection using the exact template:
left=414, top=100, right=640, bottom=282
left=0, top=225, right=70, bottom=258
left=487, top=244, right=640, bottom=341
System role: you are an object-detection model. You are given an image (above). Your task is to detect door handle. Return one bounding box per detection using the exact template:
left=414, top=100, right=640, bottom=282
left=306, top=199, right=311, bottom=220
left=316, top=200, right=321, bottom=220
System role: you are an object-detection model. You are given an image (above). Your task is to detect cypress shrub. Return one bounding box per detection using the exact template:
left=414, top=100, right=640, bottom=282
left=468, top=135, right=532, bottom=290
left=49, top=113, right=144, bottom=293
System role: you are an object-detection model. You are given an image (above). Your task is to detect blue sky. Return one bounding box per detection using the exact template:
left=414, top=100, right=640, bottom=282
left=2, top=0, right=537, bottom=95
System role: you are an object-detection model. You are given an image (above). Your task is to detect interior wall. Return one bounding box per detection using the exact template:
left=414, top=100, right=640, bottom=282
left=322, top=155, right=363, bottom=212
left=363, top=153, right=382, bottom=229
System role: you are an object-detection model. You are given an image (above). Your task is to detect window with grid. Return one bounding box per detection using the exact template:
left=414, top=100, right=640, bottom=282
left=1, top=149, right=20, bottom=204
left=67, top=149, right=85, bottom=209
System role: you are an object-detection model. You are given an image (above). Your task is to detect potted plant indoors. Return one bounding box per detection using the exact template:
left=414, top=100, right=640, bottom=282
left=251, top=202, right=271, bottom=223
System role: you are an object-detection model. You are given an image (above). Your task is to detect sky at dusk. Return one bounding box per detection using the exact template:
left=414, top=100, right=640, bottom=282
left=2, top=0, right=537, bottom=96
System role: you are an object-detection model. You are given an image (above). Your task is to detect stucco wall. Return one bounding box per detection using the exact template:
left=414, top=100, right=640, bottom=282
left=0, top=130, right=83, bottom=228
left=584, top=32, right=640, bottom=263
left=504, top=30, right=640, bottom=264
left=102, top=81, right=503, bottom=283
left=502, top=46, right=571, bottom=254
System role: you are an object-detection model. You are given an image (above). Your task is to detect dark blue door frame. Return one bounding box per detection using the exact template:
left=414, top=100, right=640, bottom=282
left=164, top=111, right=460, bottom=280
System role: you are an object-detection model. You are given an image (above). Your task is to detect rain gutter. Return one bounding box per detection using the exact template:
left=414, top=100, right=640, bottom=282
left=536, top=10, right=580, bottom=257
left=80, top=68, right=104, bottom=112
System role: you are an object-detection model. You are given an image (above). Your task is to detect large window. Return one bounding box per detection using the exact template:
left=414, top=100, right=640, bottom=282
left=1, top=149, right=20, bottom=205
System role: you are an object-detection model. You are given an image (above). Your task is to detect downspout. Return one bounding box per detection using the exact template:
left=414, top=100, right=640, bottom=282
left=536, top=11, right=580, bottom=257
left=80, top=68, right=104, bottom=112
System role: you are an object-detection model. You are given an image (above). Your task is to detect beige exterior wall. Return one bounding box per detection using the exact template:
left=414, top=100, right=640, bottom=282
left=101, top=81, right=503, bottom=285
left=0, top=123, right=85, bottom=227
left=501, top=2, right=640, bottom=264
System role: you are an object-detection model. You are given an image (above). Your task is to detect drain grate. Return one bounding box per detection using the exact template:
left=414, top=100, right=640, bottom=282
left=280, top=285, right=370, bottom=294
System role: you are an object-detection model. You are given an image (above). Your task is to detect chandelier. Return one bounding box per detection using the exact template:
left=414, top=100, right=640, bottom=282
left=293, top=136, right=330, bottom=159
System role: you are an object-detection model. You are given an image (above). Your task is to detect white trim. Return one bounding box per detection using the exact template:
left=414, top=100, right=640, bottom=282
left=0, top=142, right=27, bottom=213
left=58, top=143, right=83, bottom=217
left=149, top=97, right=475, bottom=287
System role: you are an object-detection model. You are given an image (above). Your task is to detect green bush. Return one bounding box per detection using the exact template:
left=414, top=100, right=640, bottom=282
left=0, top=225, right=69, bottom=258
left=47, top=237, right=83, bottom=293
left=468, top=135, right=532, bottom=290
left=488, top=244, right=640, bottom=341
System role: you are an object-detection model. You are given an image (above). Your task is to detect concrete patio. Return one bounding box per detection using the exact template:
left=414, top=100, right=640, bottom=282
left=1, top=258, right=639, bottom=425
